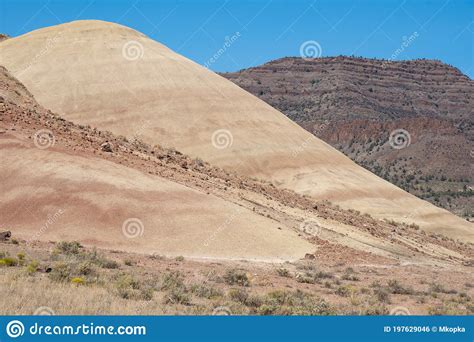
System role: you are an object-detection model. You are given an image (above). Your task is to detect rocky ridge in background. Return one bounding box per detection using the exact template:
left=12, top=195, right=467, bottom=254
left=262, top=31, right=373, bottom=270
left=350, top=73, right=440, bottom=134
left=222, top=56, right=474, bottom=219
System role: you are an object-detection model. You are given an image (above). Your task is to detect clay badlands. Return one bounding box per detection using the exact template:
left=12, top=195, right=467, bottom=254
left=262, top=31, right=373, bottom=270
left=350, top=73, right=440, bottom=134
left=0, top=21, right=472, bottom=314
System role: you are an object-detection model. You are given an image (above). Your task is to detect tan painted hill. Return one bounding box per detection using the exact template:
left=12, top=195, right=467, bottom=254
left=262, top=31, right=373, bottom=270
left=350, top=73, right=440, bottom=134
left=0, top=20, right=472, bottom=242
left=0, top=66, right=313, bottom=262
left=3, top=64, right=473, bottom=268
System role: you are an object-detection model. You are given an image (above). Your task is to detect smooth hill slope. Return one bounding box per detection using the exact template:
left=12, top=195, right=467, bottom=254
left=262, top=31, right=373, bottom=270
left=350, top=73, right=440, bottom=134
left=0, top=20, right=472, bottom=242
left=222, top=56, right=473, bottom=219
left=0, top=66, right=313, bottom=261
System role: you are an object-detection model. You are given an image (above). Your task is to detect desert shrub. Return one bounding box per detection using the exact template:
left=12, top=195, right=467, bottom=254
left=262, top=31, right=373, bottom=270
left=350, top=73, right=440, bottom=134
left=341, top=267, right=359, bottom=281
left=49, top=259, right=98, bottom=283
left=164, top=287, right=190, bottom=305
left=71, top=277, right=85, bottom=285
left=149, top=254, right=166, bottom=260
left=140, top=288, right=154, bottom=301
left=77, top=261, right=95, bottom=276
left=55, top=241, right=82, bottom=255
left=335, top=285, right=352, bottom=297
left=26, top=260, right=39, bottom=275
left=205, top=269, right=221, bottom=282
left=466, top=304, right=474, bottom=314
left=17, top=252, right=26, bottom=265
left=315, top=271, right=334, bottom=280
left=360, top=305, right=389, bottom=315
left=428, top=301, right=466, bottom=315
left=49, top=262, right=74, bottom=282
left=117, top=274, right=140, bottom=290
left=190, top=283, right=222, bottom=299
left=193, top=158, right=205, bottom=168
left=295, top=262, right=318, bottom=272
left=175, top=256, right=185, bottom=262
left=387, top=280, right=414, bottom=295
left=294, top=263, right=333, bottom=283
left=373, top=287, right=391, bottom=303
left=229, top=288, right=249, bottom=304
left=258, top=290, right=334, bottom=315
left=384, top=219, right=398, bottom=227
left=124, top=259, right=135, bottom=266
left=429, top=282, right=457, bottom=294
left=223, top=269, right=249, bottom=287
left=296, top=273, right=314, bottom=284
left=276, top=268, right=290, bottom=277
left=116, top=274, right=153, bottom=300
left=342, top=273, right=360, bottom=281
left=457, top=292, right=470, bottom=302
left=243, top=294, right=264, bottom=308
left=257, top=304, right=276, bottom=315
left=0, top=257, right=18, bottom=267
left=299, top=272, right=332, bottom=283
left=100, top=258, right=120, bottom=269
left=82, top=249, right=119, bottom=269
left=228, top=288, right=263, bottom=308
left=370, top=280, right=381, bottom=288
left=53, top=244, right=119, bottom=270
left=161, top=271, right=192, bottom=304
left=161, top=271, right=185, bottom=291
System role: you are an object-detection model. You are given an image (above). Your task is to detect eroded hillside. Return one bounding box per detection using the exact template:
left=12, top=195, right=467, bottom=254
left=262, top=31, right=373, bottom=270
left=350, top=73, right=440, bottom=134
left=1, top=21, right=471, bottom=240
left=1, top=65, right=472, bottom=265
left=1, top=59, right=473, bottom=317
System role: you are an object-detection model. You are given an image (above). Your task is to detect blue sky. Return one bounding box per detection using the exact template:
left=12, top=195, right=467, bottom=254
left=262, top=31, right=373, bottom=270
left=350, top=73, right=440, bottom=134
left=1, top=0, right=473, bottom=77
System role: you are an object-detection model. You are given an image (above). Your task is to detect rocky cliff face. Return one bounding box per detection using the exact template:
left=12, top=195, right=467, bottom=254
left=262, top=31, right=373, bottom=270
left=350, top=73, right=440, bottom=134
left=222, top=56, right=474, bottom=219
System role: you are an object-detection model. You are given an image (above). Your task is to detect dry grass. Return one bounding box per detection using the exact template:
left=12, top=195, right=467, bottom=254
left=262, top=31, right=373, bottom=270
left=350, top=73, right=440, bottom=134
left=0, top=240, right=473, bottom=315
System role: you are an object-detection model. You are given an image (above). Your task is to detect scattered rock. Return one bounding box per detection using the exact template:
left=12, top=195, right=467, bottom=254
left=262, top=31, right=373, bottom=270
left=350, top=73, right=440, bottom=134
left=101, top=142, right=113, bottom=152
left=0, top=230, right=12, bottom=241
left=462, top=259, right=474, bottom=267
